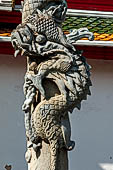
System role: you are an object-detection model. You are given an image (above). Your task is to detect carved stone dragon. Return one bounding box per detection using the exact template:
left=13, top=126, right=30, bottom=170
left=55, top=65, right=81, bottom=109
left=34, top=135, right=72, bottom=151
left=11, top=0, right=93, bottom=170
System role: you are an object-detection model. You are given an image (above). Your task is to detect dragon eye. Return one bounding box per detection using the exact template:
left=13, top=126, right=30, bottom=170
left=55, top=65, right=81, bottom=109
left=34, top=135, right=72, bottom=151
left=35, top=34, right=47, bottom=44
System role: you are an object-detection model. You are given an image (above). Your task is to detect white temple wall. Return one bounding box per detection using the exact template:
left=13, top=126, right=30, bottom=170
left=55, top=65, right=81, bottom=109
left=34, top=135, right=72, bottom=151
left=0, top=55, right=113, bottom=170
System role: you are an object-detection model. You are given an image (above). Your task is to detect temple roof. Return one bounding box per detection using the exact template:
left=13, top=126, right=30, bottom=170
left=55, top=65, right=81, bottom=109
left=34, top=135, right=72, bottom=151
left=0, top=0, right=113, bottom=59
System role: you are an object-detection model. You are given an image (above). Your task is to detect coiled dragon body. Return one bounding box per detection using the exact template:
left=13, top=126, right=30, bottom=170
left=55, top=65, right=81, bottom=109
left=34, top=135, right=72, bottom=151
left=23, top=51, right=92, bottom=170
left=11, top=0, right=92, bottom=169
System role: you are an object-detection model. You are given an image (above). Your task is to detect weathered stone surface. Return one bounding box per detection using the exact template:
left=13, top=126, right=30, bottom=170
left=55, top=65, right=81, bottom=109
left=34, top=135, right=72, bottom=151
left=11, top=0, right=92, bottom=170
left=26, top=141, right=68, bottom=170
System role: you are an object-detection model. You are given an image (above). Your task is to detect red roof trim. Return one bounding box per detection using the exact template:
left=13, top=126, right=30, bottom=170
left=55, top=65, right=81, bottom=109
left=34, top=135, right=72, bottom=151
left=0, top=11, right=21, bottom=24
left=67, top=0, right=113, bottom=12
left=16, top=0, right=113, bottom=12
left=77, top=46, right=113, bottom=60
left=0, top=42, right=14, bottom=55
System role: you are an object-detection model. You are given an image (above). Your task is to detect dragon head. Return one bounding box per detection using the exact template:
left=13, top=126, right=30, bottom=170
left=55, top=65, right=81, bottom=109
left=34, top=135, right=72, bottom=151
left=11, top=24, right=33, bottom=57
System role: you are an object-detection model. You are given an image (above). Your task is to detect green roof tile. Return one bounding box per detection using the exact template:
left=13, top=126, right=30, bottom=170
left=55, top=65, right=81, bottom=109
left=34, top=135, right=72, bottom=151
left=63, top=16, right=113, bottom=34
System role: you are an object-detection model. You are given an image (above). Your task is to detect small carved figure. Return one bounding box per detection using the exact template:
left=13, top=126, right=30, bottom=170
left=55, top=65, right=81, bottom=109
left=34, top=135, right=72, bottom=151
left=11, top=0, right=93, bottom=170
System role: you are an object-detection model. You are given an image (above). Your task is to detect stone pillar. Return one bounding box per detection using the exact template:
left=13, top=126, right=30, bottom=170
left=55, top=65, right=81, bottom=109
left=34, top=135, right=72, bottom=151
left=25, top=80, right=69, bottom=170
left=26, top=141, right=68, bottom=170
left=11, top=0, right=92, bottom=170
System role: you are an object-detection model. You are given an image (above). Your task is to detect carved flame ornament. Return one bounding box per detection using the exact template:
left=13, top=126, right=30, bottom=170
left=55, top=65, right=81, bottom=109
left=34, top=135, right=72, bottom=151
left=11, top=0, right=93, bottom=170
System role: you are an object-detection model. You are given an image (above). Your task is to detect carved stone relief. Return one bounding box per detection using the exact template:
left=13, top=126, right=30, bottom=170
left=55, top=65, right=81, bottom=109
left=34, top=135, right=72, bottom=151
left=11, top=0, right=93, bottom=169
